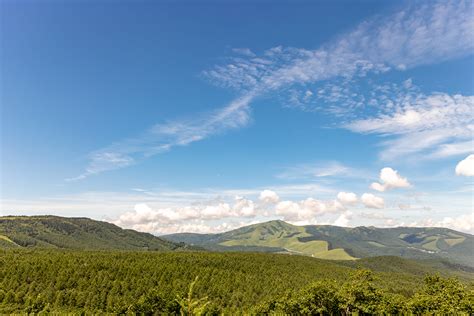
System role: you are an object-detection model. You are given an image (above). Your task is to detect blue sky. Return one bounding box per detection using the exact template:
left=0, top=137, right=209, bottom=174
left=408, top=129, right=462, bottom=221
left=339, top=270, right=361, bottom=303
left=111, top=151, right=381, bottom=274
left=1, top=0, right=473, bottom=234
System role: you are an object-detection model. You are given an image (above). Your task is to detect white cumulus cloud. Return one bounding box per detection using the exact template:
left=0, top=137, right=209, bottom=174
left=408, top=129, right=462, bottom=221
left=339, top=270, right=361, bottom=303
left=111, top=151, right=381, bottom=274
left=370, top=167, right=410, bottom=192
left=259, top=190, right=280, bottom=204
left=333, top=211, right=353, bottom=227
left=114, top=198, right=260, bottom=230
left=407, top=213, right=474, bottom=234
left=361, top=193, right=385, bottom=209
left=337, top=192, right=358, bottom=205
left=275, top=198, right=345, bottom=222
left=436, top=214, right=474, bottom=233
left=455, top=154, right=474, bottom=176
left=233, top=196, right=257, bottom=217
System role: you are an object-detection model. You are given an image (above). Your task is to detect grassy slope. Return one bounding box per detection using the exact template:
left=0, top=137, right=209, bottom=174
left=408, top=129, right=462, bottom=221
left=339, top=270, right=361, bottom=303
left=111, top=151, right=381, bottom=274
left=0, top=216, right=186, bottom=251
left=0, top=234, right=19, bottom=248
left=219, top=221, right=355, bottom=260
left=164, top=220, right=474, bottom=266
left=303, top=225, right=474, bottom=266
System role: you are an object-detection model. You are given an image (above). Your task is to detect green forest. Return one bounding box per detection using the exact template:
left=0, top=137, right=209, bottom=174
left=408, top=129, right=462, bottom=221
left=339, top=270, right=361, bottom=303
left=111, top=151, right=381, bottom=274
left=1, top=250, right=473, bottom=315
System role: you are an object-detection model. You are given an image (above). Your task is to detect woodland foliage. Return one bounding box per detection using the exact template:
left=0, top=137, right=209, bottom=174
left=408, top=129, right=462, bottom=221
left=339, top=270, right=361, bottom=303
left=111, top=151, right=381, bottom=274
left=256, top=269, right=474, bottom=315
left=0, top=250, right=473, bottom=315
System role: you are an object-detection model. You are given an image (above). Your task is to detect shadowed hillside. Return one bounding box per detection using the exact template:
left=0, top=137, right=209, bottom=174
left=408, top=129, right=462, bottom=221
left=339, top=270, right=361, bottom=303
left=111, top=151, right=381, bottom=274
left=0, top=216, right=188, bottom=251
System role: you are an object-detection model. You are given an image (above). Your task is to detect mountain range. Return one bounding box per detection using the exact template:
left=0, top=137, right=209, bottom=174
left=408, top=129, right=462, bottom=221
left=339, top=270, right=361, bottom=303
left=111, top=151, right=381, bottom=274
left=1, top=216, right=472, bottom=268
left=162, top=219, right=474, bottom=267
left=0, top=215, right=188, bottom=251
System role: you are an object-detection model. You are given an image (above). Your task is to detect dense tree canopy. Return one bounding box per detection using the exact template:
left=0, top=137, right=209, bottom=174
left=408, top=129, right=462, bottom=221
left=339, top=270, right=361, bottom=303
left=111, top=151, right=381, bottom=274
left=1, top=250, right=473, bottom=314
left=256, top=269, right=473, bottom=315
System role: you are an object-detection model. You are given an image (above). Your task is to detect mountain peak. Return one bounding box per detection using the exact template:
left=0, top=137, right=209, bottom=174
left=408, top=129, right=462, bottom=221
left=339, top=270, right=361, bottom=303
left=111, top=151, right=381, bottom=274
left=257, top=219, right=295, bottom=228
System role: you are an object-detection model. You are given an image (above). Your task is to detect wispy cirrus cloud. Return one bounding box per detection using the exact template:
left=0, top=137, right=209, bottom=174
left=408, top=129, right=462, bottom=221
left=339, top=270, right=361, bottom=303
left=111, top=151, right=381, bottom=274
left=432, top=141, right=474, bottom=158
left=286, top=76, right=473, bottom=161
left=276, top=161, right=367, bottom=180
left=68, top=94, right=254, bottom=180
left=345, top=93, right=474, bottom=160
left=205, top=1, right=473, bottom=94
left=71, top=0, right=473, bottom=179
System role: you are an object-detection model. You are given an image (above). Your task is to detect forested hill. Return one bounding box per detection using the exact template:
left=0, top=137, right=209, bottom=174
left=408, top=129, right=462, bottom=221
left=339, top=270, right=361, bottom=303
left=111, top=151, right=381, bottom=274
left=2, top=215, right=472, bottom=267
left=163, top=220, right=474, bottom=267
left=0, top=216, right=187, bottom=251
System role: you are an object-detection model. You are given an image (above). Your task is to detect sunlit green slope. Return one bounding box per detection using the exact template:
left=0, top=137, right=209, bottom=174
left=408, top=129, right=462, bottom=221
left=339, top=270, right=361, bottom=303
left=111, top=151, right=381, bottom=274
left=219, top=220, right=355, bottom=260
left=163, top=220, right=474, bottom=266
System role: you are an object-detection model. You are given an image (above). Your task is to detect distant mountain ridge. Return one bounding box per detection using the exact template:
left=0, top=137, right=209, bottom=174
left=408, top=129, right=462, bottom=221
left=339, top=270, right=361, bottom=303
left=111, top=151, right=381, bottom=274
left=2, top=216, right=472, bottom=268
left=163, top=220, right=474, bottom=267
left=0, top=216, right=188, bottom=251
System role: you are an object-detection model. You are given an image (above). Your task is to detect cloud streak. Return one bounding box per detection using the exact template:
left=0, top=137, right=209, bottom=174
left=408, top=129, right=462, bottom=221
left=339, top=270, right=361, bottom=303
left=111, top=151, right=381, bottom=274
left=345, top=94, right=474, bottom=160
left=71, top=0, right=473, bottom=179
left=276, top=161, right=364, bottom=180
left=206, top=1, right=473, bottom=93
left=68, top=94, right=254, bottom=180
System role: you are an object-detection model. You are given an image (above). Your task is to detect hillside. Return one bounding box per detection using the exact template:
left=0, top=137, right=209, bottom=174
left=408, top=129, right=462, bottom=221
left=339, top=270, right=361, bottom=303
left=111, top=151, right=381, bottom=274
left=0, top=216, right=187, bottom=251
left=1, top=217, right=473, bottom=313
left=163, top=220, right=474, bottom=267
